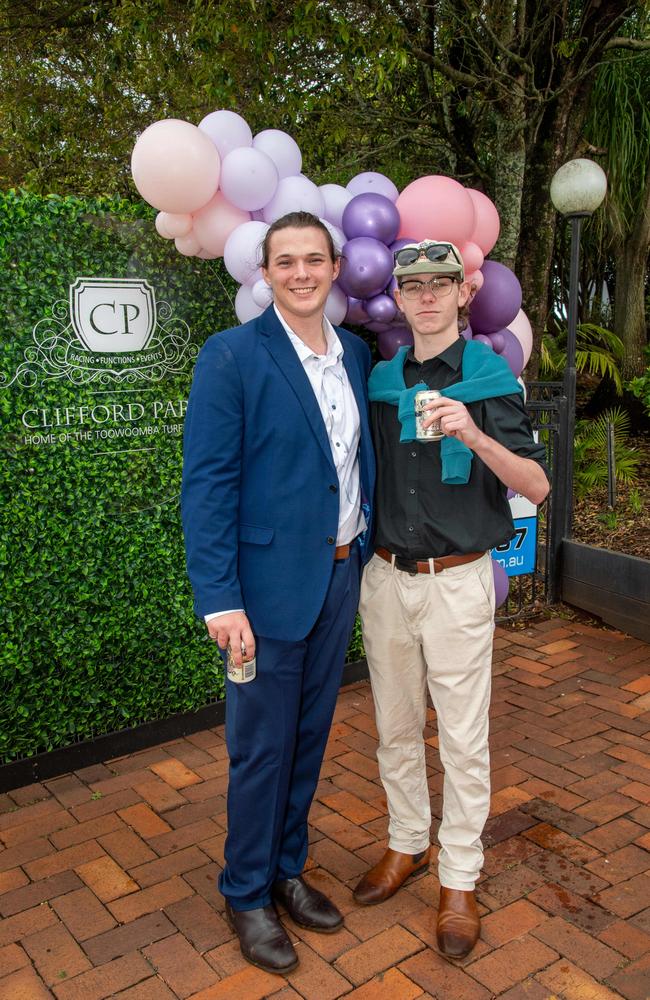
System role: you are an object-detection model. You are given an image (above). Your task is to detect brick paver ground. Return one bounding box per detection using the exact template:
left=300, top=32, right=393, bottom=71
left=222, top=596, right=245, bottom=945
left=1, top=615, right=649, bottom=999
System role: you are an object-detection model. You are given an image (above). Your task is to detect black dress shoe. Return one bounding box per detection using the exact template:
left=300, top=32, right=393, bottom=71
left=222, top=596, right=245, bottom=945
left=224, top=900, right=298, bottom=974
left=273, top=876, right=343, bottom=933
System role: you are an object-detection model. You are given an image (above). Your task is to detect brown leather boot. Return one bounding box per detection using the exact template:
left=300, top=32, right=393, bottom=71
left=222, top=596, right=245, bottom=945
left=353, top=847, right=431, bottom=906
left=436, top=886, right=480, bottom=959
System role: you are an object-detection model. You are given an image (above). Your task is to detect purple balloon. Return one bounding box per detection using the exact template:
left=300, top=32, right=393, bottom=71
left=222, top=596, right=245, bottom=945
left=487, top=330, right=506, bottom=353
left=365, top=319, right=392, bottom=334
left=470, top=260, right=522, bottom=335
left=499, top=328, right=525, bottom=378
left=366, top=293, right=397, bottom=324
left=345, top=296, right=369, bottom=325
left=390, top=237, right=416, bottom=254
left=460, top=321, right=473, bottom=342
left=342, top=193, right=400, bottom=245
left=492, top=558, right=510, bottom=608
left=472, top=334, right=493, bottom=349
left=506, top=487, right=517, bottom=500
left=338, top=237, right=394, bottom=299
left=377, top=326, right=414, bottom=360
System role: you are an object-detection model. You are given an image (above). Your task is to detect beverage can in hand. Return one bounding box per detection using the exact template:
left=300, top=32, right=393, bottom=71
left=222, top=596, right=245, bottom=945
left=226, top=642, right=256, bottom=683
left=415, top=390, right=444, bottom=441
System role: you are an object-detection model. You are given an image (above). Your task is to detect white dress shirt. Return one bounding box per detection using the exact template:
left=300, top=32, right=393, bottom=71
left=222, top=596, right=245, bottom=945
left=205, top=306, right=365, bottom=623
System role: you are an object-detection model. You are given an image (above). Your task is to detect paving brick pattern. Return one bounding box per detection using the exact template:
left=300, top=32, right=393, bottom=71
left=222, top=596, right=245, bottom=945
left=1, top=616, right=649, bottom=999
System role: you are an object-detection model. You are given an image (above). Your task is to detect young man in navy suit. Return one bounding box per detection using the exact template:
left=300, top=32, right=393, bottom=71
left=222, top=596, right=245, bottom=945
left=181, top=212, right=375, bottom=975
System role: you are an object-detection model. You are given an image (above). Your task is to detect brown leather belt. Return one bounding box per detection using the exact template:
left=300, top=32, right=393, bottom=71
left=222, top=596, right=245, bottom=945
left=375, top=546, right=484, bottom=575
left=334, top=544, right=351, bottom=560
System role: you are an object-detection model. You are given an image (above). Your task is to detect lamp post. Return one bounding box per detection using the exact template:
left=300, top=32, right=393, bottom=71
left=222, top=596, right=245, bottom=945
left=550, top=158, right=607, bottom=547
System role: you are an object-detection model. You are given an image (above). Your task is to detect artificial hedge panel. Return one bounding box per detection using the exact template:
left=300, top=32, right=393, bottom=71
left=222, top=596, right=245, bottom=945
left=0, top=191, right=239, bottom=763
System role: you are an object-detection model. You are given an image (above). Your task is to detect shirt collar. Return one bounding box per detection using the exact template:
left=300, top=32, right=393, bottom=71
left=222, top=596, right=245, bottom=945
left=273, top=304, right=343, bottom=363
left=406, top=336, right=465, bottom=372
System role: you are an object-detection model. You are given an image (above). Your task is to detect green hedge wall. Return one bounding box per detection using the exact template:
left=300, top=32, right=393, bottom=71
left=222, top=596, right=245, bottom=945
left=0, top=191, right=242, bottom=764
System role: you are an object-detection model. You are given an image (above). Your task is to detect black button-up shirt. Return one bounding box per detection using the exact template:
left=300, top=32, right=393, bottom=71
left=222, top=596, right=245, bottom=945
left=371, top=337, right=548, bottom=558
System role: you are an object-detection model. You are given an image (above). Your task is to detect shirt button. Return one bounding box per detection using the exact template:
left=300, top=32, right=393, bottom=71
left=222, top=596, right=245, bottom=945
left=408, top=526, right=414, bottom=532
left=411, top=451, right=417, bottom=458
left=410, top=488, right=416, bottom=494
left=329, top=484, right=338, bottom=493
left=331, top=404, right=337, bottom=410
left=327, top=536, right=335, bottom=544
left=335, top=441, right=340, bottom=447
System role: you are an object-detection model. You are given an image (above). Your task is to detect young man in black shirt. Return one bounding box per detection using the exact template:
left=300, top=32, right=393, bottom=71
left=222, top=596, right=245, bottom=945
left=353, top=240, right=549, bottom=959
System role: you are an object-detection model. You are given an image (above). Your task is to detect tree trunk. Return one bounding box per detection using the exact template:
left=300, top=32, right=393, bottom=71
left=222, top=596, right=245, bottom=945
left=615, top=162, right=650, bottom=379
left=491, top=102, right=526, bottom=270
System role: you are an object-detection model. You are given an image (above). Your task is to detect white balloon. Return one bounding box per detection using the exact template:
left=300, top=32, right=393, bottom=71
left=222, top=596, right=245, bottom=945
left=319, top=218, right=345, bottom=254
left=235, top=284, right=265, bottom=323
left=253, top=129, right=302, bottom=179
left=223, top=221, right=269, bottom=284
left=251, top=278, right=273, bottom=308
left=324, top=283, right=348, bottom=326
left=319, top=183, right=353, bottom=229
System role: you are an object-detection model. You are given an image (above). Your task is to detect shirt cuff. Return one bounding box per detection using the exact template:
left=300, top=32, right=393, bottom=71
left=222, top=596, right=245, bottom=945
left=204, top=609, right=244, bottom=623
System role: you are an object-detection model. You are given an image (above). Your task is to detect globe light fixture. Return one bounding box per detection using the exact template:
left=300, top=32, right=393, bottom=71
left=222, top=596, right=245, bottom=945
left=550, top=158, right=607, bottom=557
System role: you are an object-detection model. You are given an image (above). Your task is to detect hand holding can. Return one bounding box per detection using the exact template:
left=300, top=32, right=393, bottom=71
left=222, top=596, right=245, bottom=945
left=415, top=390, right=444, bottom=441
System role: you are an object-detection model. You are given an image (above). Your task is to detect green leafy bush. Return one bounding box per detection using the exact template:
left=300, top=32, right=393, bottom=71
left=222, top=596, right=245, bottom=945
left=627, top=348, right=650, bottom=416
left=0, top=191, right=240, bottom=763
left=573, top=406, right=640, bottom=496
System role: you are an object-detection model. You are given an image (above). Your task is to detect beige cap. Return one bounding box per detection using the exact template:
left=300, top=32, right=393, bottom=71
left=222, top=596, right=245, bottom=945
left=393, top=240, right=464, bottom=282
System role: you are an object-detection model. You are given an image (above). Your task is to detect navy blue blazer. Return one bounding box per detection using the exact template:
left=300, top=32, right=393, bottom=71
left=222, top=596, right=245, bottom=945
left=181, top=304, right=375, bottom=641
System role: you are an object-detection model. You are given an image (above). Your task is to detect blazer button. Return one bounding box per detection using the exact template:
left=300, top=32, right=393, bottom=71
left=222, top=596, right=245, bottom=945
left=327, top=536, right=335, bottom=544
left=329, top=484, right=338, bottom=493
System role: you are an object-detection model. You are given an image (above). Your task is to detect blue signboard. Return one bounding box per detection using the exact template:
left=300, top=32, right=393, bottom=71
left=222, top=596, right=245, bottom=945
left=491, top=516, right=537, bottom=577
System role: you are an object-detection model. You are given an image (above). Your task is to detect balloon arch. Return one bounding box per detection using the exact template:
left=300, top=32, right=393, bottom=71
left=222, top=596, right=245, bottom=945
left=132, top=109, right=536, bottom=605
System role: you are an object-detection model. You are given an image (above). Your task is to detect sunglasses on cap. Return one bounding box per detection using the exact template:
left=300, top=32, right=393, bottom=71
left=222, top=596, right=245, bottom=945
left=393, top=241, right=462, bottom=268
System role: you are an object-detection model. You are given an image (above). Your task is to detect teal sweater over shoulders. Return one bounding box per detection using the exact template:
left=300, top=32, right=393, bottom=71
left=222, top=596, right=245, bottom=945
left=367, top=339, right=523, bottom=485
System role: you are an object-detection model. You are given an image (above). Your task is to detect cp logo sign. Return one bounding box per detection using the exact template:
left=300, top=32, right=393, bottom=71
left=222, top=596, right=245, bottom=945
left=69, top=278, right=156, bottom=354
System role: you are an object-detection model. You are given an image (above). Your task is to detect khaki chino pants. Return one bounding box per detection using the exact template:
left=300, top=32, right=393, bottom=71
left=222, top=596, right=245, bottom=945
left=359, top=551, right=495, bottom=891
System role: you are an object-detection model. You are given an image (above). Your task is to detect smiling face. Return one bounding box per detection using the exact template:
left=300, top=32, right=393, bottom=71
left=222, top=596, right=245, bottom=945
left=261, top=226, right=340, bottom=329
left=394, top=272, right=470, bottom=354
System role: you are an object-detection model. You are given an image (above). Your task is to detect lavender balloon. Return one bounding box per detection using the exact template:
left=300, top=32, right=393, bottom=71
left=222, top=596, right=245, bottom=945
left=470, top=260, right=522, bottom=335
left=366, top=293, right=397, bottom=324
left=491, top=559, right=509, bottom=607
left=345, top=297, right=369, bottom=325
left=377, top=326, right=414, bottom=360
left=262, top=175, right=325, bottom=224
left=347, top=171, right=399, bottom=202
left=338, top=237, right=394, bottom=299
left=487, top=330, right=506, bottom=354
left=342, top=193, right=400, bottom=245
left=499, top=328, right=525, bottom=378
left=460, top=321, right=473, bottom=342
left=320, top=183, right=353, bottom=228
left=472, top=334, right=493, bottom=349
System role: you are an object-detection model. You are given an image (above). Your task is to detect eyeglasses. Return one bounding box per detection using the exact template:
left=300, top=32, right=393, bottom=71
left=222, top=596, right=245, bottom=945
left=399, top=276, right=459, bottom=299
left=393, top=241, right=461, bottom=269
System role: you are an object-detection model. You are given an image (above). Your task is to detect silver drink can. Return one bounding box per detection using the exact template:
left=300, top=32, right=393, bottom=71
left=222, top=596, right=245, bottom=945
left=226, top=642, right=256, bottom=684
left=415, top=389, right=444, bottom=441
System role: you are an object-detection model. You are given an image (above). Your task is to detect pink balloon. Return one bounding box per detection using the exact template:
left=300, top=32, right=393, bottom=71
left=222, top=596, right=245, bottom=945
left=175, top=231, right=202, bottom=257
left=319, top=183, right=353, bottom=228
left=466, top=269, right=484, bottom=292
left=160, top=212, right=193, bottom=238
left=492, top=558, right=509, bottom=607
left=507, top=309, right=534, bottom=367
left=198, top=110, right=252, bottom=158
left=262, top=175, right=325, bottom=224
left=467, top=189, right=500, bottom=256
left=396, top=176, right=476, bottom=245
left=193, top=192, right=251, bottom=257
left=197, top=248, right=219, bottom=260
left=155, top=213, right=173, bottom=239
left=131, top=119, right=220, bottom=214
left=253, top=129, right=302, bottom=179
left=460, top=241, right=484, bottom=275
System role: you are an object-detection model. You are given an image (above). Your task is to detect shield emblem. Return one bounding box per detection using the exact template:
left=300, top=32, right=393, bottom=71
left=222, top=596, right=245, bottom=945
left=69, top=278, right=156, bottom=354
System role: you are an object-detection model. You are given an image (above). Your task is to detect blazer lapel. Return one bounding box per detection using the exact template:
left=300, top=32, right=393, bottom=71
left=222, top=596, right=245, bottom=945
left=258, top=306, right=335, bottom=470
